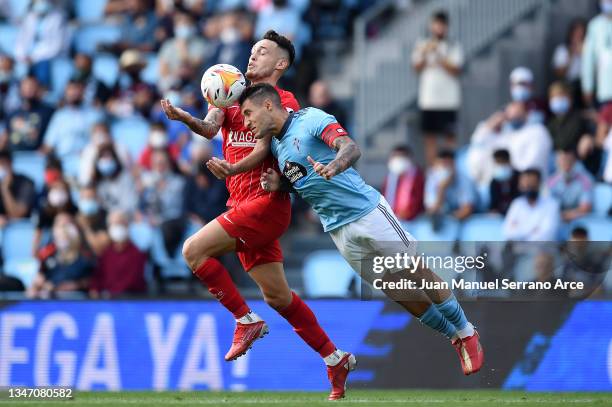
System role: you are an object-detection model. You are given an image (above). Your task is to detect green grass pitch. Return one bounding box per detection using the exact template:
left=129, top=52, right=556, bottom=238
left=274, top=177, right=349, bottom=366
left=2, top=390, right=610, bottom=406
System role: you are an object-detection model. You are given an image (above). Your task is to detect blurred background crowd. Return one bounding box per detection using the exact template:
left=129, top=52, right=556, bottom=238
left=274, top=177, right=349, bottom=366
left=0, top=0, right=609, bottom=300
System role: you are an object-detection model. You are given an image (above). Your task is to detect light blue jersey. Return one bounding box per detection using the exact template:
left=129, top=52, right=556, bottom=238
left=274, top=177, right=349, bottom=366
left=270, top=107, right=381, bottom=232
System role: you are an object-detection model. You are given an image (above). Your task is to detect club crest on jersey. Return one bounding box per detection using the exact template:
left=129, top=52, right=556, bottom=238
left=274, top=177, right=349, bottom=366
left=283, top=161, right=307, bottom=185
left=227, top=130, right=256, bottom=147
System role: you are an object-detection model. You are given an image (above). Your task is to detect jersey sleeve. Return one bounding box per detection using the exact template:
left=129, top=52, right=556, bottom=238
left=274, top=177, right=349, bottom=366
left=306, top=108, right=349, bottom=148
left=280, top=90, right=300, bottom=113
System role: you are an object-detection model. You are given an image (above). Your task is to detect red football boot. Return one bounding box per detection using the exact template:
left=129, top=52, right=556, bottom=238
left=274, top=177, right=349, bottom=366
left=224, top=321, right=269, bottom=361
left=452, top=330, right=484, bottom=375
left=326, top=353, right=357, bottom=400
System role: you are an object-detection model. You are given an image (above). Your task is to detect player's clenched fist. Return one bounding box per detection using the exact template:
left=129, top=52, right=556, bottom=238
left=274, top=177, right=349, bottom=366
left=260, top=168, right=280, bottom=192
left=307, top=156, right=339, bottom=180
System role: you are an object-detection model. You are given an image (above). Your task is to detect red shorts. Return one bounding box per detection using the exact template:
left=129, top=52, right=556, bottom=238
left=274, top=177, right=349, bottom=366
left=217, top=196, right=291, bottom=271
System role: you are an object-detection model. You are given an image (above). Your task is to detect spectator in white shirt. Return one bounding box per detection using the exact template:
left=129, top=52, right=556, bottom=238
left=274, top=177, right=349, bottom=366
left=503, top=169, right=560, bottom=242
left=581, top=0, right=612, bottom=107
left=468, top=101, right=553, bottom=187
left=412, top=10, right=463, bottom=167
left=14, top=0, right=68, bottom=88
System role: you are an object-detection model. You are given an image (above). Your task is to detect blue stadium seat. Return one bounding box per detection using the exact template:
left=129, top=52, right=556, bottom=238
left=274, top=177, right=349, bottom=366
left=9, top=0, right=30, bottom=20
left=570, top=215, right=612, bottom=241
left=303, top=250, right=355, bottom=298
left=111, top=117, right=150, bottom=159
left=74, top=24, right=121, bottom=54
left=50, top=57, right=75, bottom=101
left=129, top=221, right=154, bottom=252
left=406, top=216, right=460, bottom=242
left=2, top=220, right=35, bottom=262
left=62, top=154, right=81, bottom=180
left=150, top=229, right=190, bottom=279
left=93, top=53, right=119, bottom=87
left=459, top=214, right=505, bottom=241
left=141, top=54, right=159, bottom=85
left=0, top=24, right=18, bottom=57
left=3, top=259, right=39, bottom=288
left=593, top=183, right=612, bottom=216
left=11, top=152, right=45, bottom=192
left=455, top=145, right=470, bottom=180
left=75, top=0, right=108, bottom=23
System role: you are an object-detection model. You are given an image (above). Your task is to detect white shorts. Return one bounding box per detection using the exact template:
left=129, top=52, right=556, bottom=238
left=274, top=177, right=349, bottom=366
left=329, top=196, right=417, bottom=284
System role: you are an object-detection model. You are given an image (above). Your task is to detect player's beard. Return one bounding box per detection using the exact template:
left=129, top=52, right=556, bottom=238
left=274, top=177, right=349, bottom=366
left=246, top=64, right=276, bottom=83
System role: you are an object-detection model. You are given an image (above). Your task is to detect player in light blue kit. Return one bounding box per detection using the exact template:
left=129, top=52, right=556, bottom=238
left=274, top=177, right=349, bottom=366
left=208, top=84, right=484, bottom=387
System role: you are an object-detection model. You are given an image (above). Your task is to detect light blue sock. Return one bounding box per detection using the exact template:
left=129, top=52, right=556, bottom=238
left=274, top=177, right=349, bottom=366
left=435, top=294, right=468, bottom=331
left=418, top=304, right=457, bottom=339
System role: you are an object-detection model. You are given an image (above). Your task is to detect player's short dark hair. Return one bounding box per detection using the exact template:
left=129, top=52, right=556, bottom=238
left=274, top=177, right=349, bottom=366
left=263, top=30, right=295, bottom=67
left=493, top=149, right=511, bottom=162
left=559, top=145, right=577, bottom=156
left=522, top=168, right=541, bottom=181
left=570, top=226, right=589, bottom=239
left=0, top=149, right=12, bottom=163
left=437, top=148, right=455, bottom=160
left=432, top=10, right=449, bottom=24
left=392, top=145, right=413, bottom=156
left=239, top=83, right=282, bottom=107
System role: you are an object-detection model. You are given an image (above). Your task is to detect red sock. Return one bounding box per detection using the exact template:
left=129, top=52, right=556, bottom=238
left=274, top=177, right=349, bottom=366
left=194, top=258, right=249, bottom=319
left=279, top=291, right=336, bottom=357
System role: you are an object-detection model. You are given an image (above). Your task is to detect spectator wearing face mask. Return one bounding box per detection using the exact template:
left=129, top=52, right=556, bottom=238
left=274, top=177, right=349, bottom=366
left=14, top=0, right=68, bottom=88
left=424, top=149, right=475, bottom=221
left=89, top=210, right=147, bottom=299
left=34, top=178, right=78, bottom=254
left=552, top=19, right=587, bottom=108
left=547, top=81, right=592, bottom=151
left=503, top=169, right=560, bottom=241
left=41, top=79, right=104, bottom=160
left=79, top=122, right=131, bottom=187
left=75, top=185, right=110, bottom=256
left=208, top=9, right=253, bottom=74
left=468, top=101, right=553, bottom=187
left=382, top=145, right=424, bottom=221
left=5, top=75, right=54, bottom=151
left=0, top=150, right=36, bottom=227
left=547, top=148, right=594, bottom=222
left=159, top=11, right=211, bottom=93
left=489, top=149, right=520, bottom=215
left=582, top=0, right=612, bottom=107
left=508, top=67, right=547, bottom=124
left=137, top=123, right=181, bottom=171
left=93, top=144, right=139, bottom=216
left=140, top=149, right=186, bottom=255
left=107, top=49, right=153, bottom=119
left=29, top=213, right=92, bottom=299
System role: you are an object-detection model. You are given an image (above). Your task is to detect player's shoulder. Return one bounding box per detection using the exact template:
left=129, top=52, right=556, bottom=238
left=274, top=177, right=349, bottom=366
left=275, top=87, right=300, bottom=110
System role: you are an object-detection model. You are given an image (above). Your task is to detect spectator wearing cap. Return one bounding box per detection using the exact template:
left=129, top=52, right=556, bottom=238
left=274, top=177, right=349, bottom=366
left=503, top=169, right=560, bottom=241
left=41, top=79, right=103, bottom=160
left=89, top=210, right=147, bottom=298
left=547, top=147, right=594, bottom=222
left=382, top=146, right=424, bottom=221
left=582, top=0, right=612, bottom=107
left=107, top=49, right=154, bottom=118
left=468, top=101, right=553, bottom=187
left=159, top=11, right=211, bottom=93
left=412, top=10, right=464, bottom=166
left=424, top=149, right=475, bottom=221
left=14, top=0, right=68, bottom=88
left=508, top=66, right=547, bottom=124
left=5, top=75, right=54, bottom=151
left=489, top=149, right=520, bottom=215
left=0, top=150, right=36, bottom=227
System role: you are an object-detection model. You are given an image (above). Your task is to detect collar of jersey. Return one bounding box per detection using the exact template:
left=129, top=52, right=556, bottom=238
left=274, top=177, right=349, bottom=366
left=276, top=111, right=295, bottom=140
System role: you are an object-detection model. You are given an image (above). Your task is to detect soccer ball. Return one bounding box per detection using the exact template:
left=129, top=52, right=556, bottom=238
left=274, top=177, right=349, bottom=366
left=200, top=64, right=247, bottom=108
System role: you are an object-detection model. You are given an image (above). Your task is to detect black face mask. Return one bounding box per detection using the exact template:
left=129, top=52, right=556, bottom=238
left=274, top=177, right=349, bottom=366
left=523, top=189, right=539, bottom=201
left=273, top=0, right=288, bottom=7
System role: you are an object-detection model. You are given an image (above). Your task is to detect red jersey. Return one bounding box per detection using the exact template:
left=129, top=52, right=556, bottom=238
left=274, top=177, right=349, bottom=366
left=216, top=87, right=300, bottom=206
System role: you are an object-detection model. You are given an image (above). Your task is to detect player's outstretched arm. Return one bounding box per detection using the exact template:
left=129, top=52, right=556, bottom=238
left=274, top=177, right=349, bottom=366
left=160, top=99, right=224, bottom=140
left=206, top=135, right=271, bottom=179
left=308, top=136, right=361, bottom=180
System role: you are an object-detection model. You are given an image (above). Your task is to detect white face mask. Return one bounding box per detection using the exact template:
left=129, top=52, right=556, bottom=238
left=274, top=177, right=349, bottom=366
left=48, top=188, right=68, bottom=207
left=387, top=157, right=413, bottom=175
left=150, top=131, right=168, bottom=148
left=109, top=224, right=129, bottom=243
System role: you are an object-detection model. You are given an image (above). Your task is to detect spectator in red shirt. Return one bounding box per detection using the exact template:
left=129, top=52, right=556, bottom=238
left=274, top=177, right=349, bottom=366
left=137, top=122, right=180, bottom=170
left=89, top=210, right=147, bottom=298
left=382, top=145, right=424, bottom=221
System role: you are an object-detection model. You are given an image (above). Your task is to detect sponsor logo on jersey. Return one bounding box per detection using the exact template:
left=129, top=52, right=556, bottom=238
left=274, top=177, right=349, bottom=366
left=283, top=161, right=307, bottom=184
left=227, top=130, right=257, bottom=147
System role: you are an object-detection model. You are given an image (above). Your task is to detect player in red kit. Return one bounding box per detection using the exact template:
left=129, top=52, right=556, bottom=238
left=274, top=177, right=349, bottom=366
left=161, top=31, right=352, bottom=400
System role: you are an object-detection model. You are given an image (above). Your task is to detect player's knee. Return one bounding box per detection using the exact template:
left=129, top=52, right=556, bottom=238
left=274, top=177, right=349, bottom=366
left=182, top=238, right=206, bottom=271
left=263, top=291, right=292, bottom=310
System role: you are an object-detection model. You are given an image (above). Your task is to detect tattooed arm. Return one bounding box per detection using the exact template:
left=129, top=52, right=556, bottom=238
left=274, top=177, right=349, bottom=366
left=307, top=136, right=361, bottom=180
left=160, top=99, right=224, bottom=139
